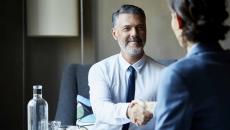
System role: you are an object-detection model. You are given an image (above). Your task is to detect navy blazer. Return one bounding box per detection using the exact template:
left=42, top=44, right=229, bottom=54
left=155, top=43, right=230, bottom=130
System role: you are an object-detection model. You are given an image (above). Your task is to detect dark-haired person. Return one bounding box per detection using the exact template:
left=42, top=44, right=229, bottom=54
left=154, top=0, right=230, bottom=130
left=88, top=4, right=164, bottom=130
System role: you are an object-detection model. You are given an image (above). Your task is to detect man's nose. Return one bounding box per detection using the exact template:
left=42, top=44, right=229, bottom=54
left=130, top=28, right=138, bottom=36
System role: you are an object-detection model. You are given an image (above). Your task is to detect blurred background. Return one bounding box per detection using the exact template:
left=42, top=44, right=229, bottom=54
left=1, top=0, right=230, bottom=130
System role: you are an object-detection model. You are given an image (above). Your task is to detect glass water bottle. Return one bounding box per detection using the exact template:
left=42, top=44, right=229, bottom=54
left=27, top=85, right=48, bottom=130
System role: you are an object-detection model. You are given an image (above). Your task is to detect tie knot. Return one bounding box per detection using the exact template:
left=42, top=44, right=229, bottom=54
left=128, top=66, right=135, bottom=73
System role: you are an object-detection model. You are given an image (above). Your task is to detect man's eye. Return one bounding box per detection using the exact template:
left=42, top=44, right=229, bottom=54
left=137, top=27, right=145, bottom=31
left=122, top=27, right=130, bottom=31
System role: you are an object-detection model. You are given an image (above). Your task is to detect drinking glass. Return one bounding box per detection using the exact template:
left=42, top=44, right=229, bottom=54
left=48, top=121, right=61, bottom=130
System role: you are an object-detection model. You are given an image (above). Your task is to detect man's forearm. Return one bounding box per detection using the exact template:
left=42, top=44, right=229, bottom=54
left=91, top=100, right=130, bottom=125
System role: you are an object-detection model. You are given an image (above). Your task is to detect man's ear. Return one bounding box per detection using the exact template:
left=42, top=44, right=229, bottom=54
left=176, top=14, right=183, bottom=29
left=111, top=28, right=118, bottom=40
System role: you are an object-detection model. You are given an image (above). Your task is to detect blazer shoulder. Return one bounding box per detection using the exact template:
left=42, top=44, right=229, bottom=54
left=166, top=57, right=199, bottom=76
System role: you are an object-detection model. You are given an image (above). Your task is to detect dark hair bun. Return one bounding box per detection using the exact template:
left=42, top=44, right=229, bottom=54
left=172, top=0, right=230, bottom=43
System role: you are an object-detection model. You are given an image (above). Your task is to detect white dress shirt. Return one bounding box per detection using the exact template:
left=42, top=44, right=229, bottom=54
left=88, top=53, right=164, bottom=130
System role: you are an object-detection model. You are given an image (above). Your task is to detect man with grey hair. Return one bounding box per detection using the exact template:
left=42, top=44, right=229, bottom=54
left=88, top=4, right=164, bottom=130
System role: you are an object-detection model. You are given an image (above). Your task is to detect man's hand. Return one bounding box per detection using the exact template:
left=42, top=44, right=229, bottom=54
left=127, top=100, right=156, bottom=126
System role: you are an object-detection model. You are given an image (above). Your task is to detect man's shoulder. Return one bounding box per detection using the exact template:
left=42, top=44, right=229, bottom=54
left=94, top=54, right=119, bottom=66
left=145, top=55, right=165, bottom=69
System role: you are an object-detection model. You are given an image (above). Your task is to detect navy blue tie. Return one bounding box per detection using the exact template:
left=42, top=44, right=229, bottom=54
left=122, top=66, right=136, bottom=130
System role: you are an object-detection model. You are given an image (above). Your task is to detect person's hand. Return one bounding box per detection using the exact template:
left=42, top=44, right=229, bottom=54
left=145, top=101, right=157, bottom=114
left=127, top=100, right=156, bottom=126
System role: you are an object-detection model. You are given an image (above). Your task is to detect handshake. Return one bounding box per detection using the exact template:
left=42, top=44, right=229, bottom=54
left=127, top=100, right=157, bottom=126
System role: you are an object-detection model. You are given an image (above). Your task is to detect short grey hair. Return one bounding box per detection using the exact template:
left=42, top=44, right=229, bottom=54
left=112, top=4, right=146, bottom=27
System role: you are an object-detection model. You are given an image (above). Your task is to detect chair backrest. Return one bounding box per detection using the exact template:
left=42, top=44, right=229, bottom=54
left=55, top=64, right=91, bottom=125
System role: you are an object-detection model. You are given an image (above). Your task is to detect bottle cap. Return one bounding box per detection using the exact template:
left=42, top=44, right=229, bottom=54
left=33, top=85, right=42, bottom=94
left=33, top=85, right=42, bottom=89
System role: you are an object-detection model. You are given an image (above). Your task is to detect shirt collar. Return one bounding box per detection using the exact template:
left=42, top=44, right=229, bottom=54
left=118, top=53, right=146, bottom=73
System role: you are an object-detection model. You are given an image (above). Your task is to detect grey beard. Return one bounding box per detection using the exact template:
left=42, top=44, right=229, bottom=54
left=119, top=43, right=143, bottom=56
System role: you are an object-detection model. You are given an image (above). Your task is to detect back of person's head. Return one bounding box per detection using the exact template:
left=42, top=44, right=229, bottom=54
left=169, top=0, right=229, bottom=43
left=112, top=4, right=146, bottom=27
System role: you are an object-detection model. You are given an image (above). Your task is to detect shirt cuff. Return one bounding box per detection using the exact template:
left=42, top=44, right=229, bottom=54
left=119, top=103, right=130, bottom=123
